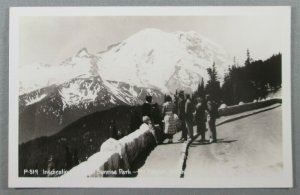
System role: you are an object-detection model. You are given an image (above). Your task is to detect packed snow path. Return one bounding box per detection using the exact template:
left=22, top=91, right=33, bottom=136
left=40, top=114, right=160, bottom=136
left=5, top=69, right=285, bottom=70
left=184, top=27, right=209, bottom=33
left=135, top=104, right=282, bottom=178
left=184, top=105, right=282, bottom=178
left=135, top=130, right=186, bottom=177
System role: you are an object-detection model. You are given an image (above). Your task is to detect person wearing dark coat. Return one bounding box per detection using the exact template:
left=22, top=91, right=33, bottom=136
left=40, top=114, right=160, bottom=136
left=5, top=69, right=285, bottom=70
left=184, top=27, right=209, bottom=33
left=195, top=97, right=207, bottom=141
left=151, top=102, right=164, bottom=144
left=177, top=91, right=187, bottom=141
left=173, top=94, right=179, bottom=115
left=141, top=95, right=153, bottom=119
left=206, top=94, right=219, bottom=143
left=185, top=94, right=194, bottom=140
left=151, top=103, right=162, bottom=127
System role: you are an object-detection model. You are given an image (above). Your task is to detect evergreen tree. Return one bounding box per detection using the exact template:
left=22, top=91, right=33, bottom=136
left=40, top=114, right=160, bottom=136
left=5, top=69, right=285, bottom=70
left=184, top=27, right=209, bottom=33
left=207, top=62, right=218, bottom=83
left=197, top=78, right=205, bottom=98
left=205, top=62, right=221, bottom=102
left=245, top=49, right=252, bottom=67
left=221, top=52, right=282, bottom=105
left=221, top=65, right=242, bottom=105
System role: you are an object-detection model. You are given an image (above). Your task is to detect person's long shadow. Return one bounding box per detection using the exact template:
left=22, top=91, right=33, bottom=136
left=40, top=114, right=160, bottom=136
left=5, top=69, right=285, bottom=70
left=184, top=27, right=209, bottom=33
left=190, top=138, right=237, bottom=146
left=129, top=136, right=157, bottom=177
left=160, top=140, right=184, bottom=145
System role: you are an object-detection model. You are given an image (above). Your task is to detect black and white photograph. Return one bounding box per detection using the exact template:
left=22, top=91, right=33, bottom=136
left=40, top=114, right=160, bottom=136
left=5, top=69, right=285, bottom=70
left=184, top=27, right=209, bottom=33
left=9, top=6, right=292, bottom=188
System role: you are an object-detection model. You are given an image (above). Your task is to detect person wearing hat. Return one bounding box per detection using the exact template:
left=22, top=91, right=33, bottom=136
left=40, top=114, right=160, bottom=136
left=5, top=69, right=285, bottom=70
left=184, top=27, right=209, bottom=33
left=142, top=95, right=153, bottom=119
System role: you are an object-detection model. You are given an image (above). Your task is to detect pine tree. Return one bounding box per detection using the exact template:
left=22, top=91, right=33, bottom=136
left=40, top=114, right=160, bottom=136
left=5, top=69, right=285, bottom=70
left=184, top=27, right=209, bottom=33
left=233, top=56, right=237, bottom=66
left=205, top=62, right=221, bottom=102
left=197, top=78, right=205, bottom=98
left=207, top=62, right=218, bottom=84
left=245, top=49, right=252, bottom=67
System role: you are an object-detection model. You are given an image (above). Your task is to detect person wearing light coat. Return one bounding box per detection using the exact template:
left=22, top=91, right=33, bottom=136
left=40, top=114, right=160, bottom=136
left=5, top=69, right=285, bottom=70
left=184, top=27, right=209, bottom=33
left=162, top=95, right=177, bottom=143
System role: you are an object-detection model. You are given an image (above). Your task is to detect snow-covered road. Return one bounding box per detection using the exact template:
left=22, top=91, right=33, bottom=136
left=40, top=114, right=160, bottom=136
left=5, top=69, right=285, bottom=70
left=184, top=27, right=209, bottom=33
left=184, top=105, right=283, bottom=178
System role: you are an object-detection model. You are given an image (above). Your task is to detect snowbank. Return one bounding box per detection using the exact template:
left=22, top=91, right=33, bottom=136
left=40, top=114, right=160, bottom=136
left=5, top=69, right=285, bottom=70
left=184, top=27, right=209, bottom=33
left=219, top=98, right=282, bottom=116
left=266, top=88, right=282, bottom=99
left=60, top=124, right=156, bottom=178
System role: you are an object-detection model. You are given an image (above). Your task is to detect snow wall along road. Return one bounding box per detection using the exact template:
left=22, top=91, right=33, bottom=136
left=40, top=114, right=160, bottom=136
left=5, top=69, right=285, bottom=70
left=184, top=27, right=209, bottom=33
left=219, top=98, right=282, bottom=116
left=60, top=124, right=156, bottom=178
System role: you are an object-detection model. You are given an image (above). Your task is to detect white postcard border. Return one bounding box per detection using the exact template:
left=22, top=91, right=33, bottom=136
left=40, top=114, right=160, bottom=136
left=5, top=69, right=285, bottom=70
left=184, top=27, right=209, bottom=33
left=9, top=6, right=292, bottom=188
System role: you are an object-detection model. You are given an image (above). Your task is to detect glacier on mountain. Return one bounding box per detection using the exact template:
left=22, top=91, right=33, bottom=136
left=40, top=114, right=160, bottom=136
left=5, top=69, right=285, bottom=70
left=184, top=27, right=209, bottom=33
left=20, top=28, right=232, bottom=98
left=97, top=28, right=232, bottom=93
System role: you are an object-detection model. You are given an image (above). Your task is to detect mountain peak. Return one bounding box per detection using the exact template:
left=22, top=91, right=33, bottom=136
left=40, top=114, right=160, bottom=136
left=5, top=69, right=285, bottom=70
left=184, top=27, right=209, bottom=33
left=75, top=48, right=91, bottom=58
left=136, top=28, right=165, bottom=34
left=98, top=28, right=231, bottom=93
left=20, top=29, right=231, bottom=95
left=129, top=28, right=171, bottom=40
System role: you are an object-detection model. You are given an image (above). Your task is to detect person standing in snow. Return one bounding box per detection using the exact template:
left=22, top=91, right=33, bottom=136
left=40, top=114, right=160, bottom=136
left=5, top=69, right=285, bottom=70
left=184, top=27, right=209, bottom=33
left=141, top=95, right=153, bottom=120
left=185, top=94, right=194, bottom=140
left=195, top=97, right=207, bottom=142
left=206, top=94, right=219, bottom=143
left=162, top=95, right=177, bottom=143
left=177, top=91, right=187, bottom=142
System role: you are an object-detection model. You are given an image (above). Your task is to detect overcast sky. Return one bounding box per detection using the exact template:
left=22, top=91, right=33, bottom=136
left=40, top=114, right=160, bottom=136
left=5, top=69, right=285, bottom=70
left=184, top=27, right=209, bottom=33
left=19, top=15, right=287, bottom=66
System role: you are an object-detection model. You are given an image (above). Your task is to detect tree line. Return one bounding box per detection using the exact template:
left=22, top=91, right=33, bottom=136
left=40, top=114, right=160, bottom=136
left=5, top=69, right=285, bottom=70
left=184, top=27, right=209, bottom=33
left=193, top=50, right=282, bottom=106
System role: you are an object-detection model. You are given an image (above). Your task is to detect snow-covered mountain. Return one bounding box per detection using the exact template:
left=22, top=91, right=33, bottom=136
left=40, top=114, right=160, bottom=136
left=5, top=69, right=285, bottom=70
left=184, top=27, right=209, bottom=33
left=20, top=75, right=162, bottom=111
left=19, top=48, right=100, bottom=95
left=19, top=75, right=163, bottom=143
left=97, top=28, right=232, bottom=93
left=20, top=28, right=232, bottom=95
left=19, top=28, right=232, bottom=143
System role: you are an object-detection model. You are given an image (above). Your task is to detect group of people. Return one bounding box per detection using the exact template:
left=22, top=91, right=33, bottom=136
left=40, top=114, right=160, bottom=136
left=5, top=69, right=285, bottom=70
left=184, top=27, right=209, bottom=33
left=141, top=90, right=220, bottom=144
